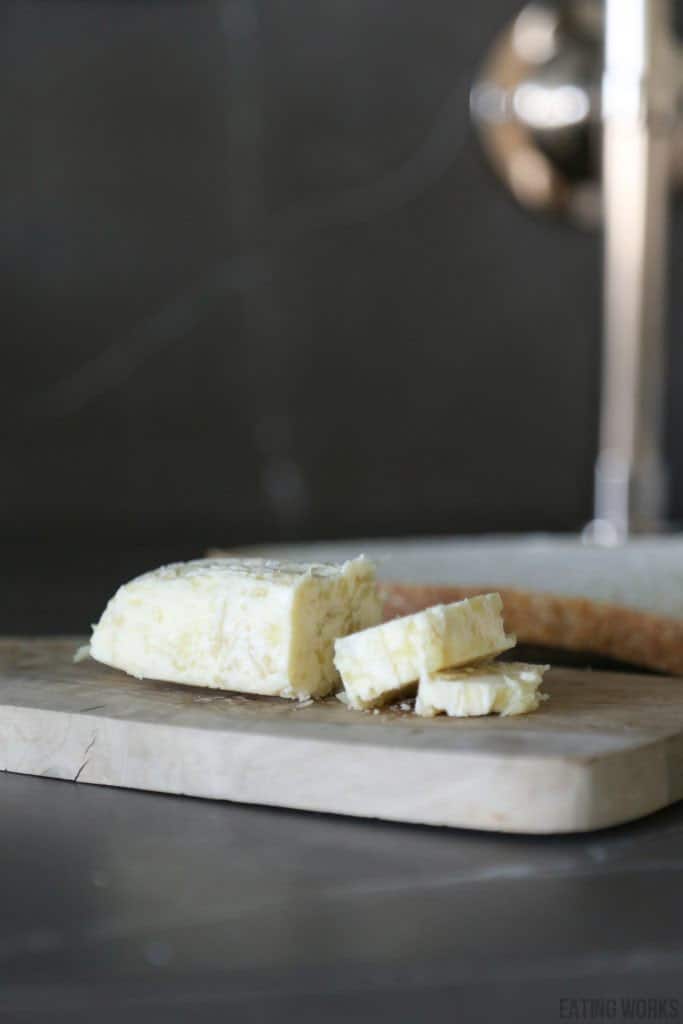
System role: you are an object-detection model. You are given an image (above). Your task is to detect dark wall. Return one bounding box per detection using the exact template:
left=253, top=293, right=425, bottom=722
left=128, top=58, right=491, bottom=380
left=2, top=0, right=679, bottom=554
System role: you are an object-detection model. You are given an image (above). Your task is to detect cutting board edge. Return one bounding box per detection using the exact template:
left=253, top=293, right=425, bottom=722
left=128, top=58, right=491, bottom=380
left=1, top=702, right=679, bottom=835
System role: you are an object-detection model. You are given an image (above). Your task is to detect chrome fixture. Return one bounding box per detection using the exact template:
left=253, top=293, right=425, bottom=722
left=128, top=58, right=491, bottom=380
left=471, top=0, right=680, bottom=541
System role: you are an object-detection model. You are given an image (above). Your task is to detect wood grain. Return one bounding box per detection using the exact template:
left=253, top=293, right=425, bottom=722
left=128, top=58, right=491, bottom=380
left=1, top=638, right=683, bottom=834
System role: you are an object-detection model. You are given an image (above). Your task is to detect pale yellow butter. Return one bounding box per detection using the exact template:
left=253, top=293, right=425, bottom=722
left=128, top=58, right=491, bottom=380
left=89, top=556, right=381, bottom=700
left=415, top=661, right=549, bottom=718
left=333, top=593, right=515, bottom=710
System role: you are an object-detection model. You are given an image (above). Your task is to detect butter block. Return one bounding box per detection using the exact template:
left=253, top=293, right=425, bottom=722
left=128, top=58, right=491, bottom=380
left=415, top=661, right=549, bottom=718
left=89, top=556, right=381, bottom=700
left=333, top=593, right=515, bottom=710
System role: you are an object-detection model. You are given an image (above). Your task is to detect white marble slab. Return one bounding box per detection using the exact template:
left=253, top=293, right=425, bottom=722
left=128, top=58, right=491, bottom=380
left=1, top=638, right=683, bottom=833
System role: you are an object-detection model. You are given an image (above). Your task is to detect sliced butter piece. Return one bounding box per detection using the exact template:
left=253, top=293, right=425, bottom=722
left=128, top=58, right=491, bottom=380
left=415, top=661, right=549, bottom=718
left=333, top=593, right=515, bottom=710
left=90, top=556, right=381, bottom=700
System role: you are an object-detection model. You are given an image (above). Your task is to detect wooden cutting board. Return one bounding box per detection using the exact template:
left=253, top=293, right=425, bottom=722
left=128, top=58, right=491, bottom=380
left=1, top=637, right=682, bottom=834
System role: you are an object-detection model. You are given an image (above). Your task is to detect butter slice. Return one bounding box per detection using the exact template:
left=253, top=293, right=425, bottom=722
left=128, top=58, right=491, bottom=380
left=334, top=593, right=515, bottom=710
left=90, top=556, right=381, bottom=700
left=415, top=661, right=549, bottom=718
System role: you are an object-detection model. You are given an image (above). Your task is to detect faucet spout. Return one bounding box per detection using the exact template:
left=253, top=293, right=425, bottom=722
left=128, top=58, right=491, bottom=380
left=592, top=0, right=675, bottom=540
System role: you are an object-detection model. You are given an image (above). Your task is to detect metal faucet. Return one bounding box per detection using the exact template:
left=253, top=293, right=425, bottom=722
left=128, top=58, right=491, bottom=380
left=471, top=0, right=680, bottom=542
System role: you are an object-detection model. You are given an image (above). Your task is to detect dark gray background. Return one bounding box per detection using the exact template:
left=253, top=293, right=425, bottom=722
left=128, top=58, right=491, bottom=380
left=2, top=0, right=682, bottom=630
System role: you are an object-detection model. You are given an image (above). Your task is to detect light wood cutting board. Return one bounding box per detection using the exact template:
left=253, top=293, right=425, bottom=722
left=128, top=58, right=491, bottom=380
left=1, top=638, right=682, bottom=834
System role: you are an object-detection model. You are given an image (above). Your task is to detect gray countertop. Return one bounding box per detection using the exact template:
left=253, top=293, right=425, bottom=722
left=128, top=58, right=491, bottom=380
left=2, top=772, right=683, bottom=1023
